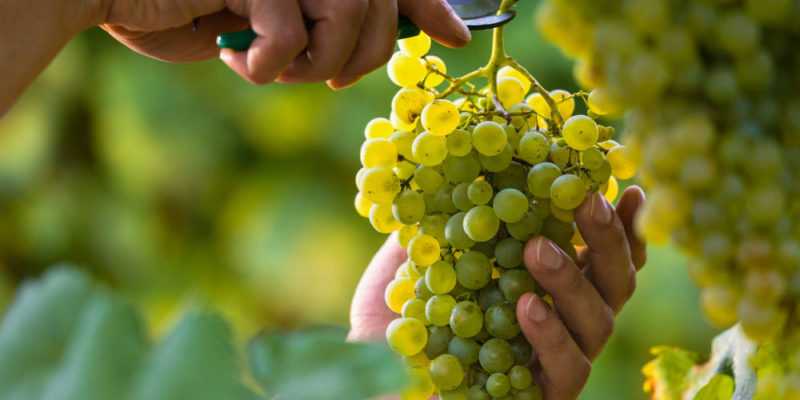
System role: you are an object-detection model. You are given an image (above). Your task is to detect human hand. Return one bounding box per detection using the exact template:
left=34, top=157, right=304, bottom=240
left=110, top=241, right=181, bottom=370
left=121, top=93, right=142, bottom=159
left=92, top=0, right=471, bottom=88
left=348, top=186, right=647, bottom=400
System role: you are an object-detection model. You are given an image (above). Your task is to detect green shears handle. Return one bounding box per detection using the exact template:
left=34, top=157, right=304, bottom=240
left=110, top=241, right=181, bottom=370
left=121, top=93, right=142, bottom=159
left=217, top=17, right=420, bottom=51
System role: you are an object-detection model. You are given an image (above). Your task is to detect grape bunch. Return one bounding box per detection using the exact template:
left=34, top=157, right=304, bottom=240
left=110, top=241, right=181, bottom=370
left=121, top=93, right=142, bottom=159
left=354, top=28, right=632, bottom=400
left=536, top=0, right=800, bottom=397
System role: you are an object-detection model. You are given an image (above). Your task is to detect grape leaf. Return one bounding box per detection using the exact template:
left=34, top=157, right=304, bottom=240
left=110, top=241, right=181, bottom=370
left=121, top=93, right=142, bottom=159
left=0, top=266, right=406, bottom=400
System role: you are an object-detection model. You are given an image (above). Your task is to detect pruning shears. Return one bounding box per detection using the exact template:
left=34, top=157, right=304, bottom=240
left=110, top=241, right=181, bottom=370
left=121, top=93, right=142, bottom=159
left=216, top=0, right=516, bottom=51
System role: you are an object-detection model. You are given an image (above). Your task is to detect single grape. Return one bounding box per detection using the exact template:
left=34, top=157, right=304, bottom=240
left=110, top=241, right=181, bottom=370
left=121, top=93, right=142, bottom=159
left=509, top=335, right=533, bottom=366
left=426, top=294, right=457, bottom=326
left=514, top=385, right=543, bottom=400
left=355, top=192, right=373, bottom=218
left=393, top=190, right=426, bottom=224
left=495, top=238, right=524, bottom=268
left=452, top=182, right=474, bottom=211
left=527, top=162, right=562, bottom=198
left=439, top=381, right=469, bottom=400
left=464, top=205, right=501, bottom=242
left=370, top=203, right=403, bottom=233
left=466, top=385, right=491, bottom=400
left=443, top=153, right=482, bottom=184
left=455, top=251, right=493, bottom=290
left=426, top=260, right=457, bottom=295
left=408, top=234, right=441, bottom=267
left=361, top=166, right=401, bottom=204
left=422, top=100, right=460, bottom=136
left=430, top=354, right=464, bottom=391
left=518, top=130, right=550, bottom=165
left=498, top=66, right=532, bottom=92
left=479, top=143, right=514, bottom=172
left=468, top=181, right=493, bottom=205
left=434, top=184, right=458, bottom=214
left=450, top=301, right=484, bottom=338
left=447, top=129, right=473, bottom=157
left=487, top=373, right=511, bottom=398
left=581, top=146, right=604, bottom=170
left=493, top=188, right=529, bottom=223
left=485, top=302, right=521, bottom=340
left=479, top=281, right=506, bottom=311
left=416, top=277, right=434, bottom=301
left=425, top=325, right=454, bottom=359
left=446, top=212, right=477, bottom=250
left=493, top=162, right=528, bottom=192
left=403, top=298, right=430, bottom=325
left=386, top=278, right=417, bottom=314
left=508, top=103, right=537, bottom=131
left=550, top=89, right=576, bottom=119
left=479, top=338, right=515, bottom=373
left=497, top=77, right=526, bottom=107
left=562, top=115, right=599, bottom=151
left=398, top=224, right=419, bottom=248
left=365, top=117, right=395, bottom=139
left=387, top=317, right=428, bottom=356
left=390, top=130, right=418, bottom=161
left=412, top=132, right=448, bottom=166
left=423, top=55, right=447, bottom=87
left=399, top=31, right=431, bottom=58
left=414, top=165, right=445, bottom=194
left=506, top=212, right=544, bottom=242
left=403, top=351, right=430, bottom=368
left=388, top=52, right=426, bottom=88
left=606, top=145, right=638, bottom=179
left=448, top=336, right=481, bottom=366
left=393, top=88, right=432, bottom=125
left=420, top=213, right=449, bottom=247
left=550, top=174, right=586, bottom=210
left=394, top=160, right=417, bottom=180
left=472, top=121, right=508, bottom=156
left=400, top=366, right=435, bottom=400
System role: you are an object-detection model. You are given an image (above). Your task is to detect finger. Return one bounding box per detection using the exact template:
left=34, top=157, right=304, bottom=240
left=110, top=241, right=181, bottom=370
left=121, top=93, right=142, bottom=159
left=517, top=293, right=591, bottom=400
left=328, top=0, right=398, bottom=89
left=616, top=185, right=647, bottom=271
left=397, top=0, right=471, bottom=48
left=103, top=10, right=248, bottom=63
left=523, top=237, right=614, bottom=360
left=347, top=233, right=407, bottom=342
left=220, top=0, right=308, bottom=84
left=574, top=191, right=637, bottom=314
left=279, top=0, right=369, bottom=83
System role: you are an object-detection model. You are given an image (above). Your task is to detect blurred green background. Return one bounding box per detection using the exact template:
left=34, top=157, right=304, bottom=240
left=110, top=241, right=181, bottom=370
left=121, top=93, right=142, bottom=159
left=0, top=3, right=718, bottom=399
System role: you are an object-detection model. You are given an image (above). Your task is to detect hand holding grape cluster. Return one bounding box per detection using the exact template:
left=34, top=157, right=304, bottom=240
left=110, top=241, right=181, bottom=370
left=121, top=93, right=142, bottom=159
left=351, top=24, right=645, bottom=400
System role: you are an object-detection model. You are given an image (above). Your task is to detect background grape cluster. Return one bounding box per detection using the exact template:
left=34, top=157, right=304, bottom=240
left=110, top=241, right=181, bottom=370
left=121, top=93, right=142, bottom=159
left=354, top=32, right=635, bottom=400
left=536, top=0, right=800, bottom=397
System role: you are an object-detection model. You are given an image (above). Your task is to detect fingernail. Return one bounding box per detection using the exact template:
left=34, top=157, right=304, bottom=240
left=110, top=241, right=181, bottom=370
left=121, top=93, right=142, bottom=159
left=454, top=21, right=471, bottom=43
left=591, top=192, right=612, bottom=225
left=536, top=238, right=562, bottom=270
left=526, top=294, right=548, bottom=323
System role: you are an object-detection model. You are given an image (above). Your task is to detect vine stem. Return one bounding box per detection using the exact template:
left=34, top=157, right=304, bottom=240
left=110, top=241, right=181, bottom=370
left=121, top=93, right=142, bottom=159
left=435, top=0, right=565, bottom=129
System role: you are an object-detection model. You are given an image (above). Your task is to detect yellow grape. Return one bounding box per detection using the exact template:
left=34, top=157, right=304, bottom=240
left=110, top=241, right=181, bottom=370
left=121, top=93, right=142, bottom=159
left=356, top=167, right=367, bottom=191
left=394, top=160, right=417, bottom=180
left=472, top=121, right=508, bottom=156
left=370, top=203, right=403, bottom=233
left=412, top=132, right=448, bottom=166
left=606, top=145, right=638, bottom=179
left=408, top=234, right=441, bottom=267
left=587, top=88, right=623, bottom=116
left=562, top=115, right=599, bottom=151
left=604, top=176, right=619, bottom=203
left=403, top=351, right=431, bottom=368
left=550, top=89, right=575, bottom=119
left=385, top=278, right=417, bottom=314
left=361, top=138, right=399, bottom=168
left=423, top=56, right=447, bottom=88
left=497, top=77, right=526, bottom=107
left=550, top=201, right=575, bottom=224
left=354, top=192, right=373, bottom=218
left=387, top=318, right=429, bottom=357
left=361, top=166, right=401, bottom=204
left=388, top=52, right=427, bottom=88
left=399, top=32, right=431, bottom=58
left=397, top=224, right=419, bottom=248
left=393, top=88, right=434, bottom=125
left=422, top=100, right=460, bottom=136
left=365, top=117, right=395, bottom=139
left=497, top=66, right=531, bottom=93
left=400, top=367, right=435, bottom=400
left=392, top=110, right=417, bottom=131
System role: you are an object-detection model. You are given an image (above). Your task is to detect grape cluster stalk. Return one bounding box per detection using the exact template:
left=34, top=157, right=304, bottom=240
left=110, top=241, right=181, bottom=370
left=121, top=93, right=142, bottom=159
left=354, top=1, right=636, bottom=398
left=536, top=0, right=800, bottom=397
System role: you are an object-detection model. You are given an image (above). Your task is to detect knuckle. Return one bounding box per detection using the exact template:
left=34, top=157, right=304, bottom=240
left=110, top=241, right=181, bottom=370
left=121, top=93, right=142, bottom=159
left=563, top=266, right=585, bottom=292
left=274, top=28, right=308, bottom=55
left=331, top=0, right=369, bottom=21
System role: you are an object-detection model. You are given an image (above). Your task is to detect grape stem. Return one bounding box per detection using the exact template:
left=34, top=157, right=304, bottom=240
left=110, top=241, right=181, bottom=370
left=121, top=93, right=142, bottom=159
left=437, top=0, right=565, bottom=128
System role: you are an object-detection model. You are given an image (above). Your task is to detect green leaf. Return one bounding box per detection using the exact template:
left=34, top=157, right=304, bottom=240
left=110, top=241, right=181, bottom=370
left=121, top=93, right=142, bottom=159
left=693, top=374, right=734, bottom=400
left=249, top=326, right=408, bottom=400
left=0, top=267, right=405, bottom=400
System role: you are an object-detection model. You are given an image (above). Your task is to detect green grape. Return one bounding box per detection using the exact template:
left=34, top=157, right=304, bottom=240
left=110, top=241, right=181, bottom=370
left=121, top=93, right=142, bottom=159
left=509, top=335, right=533, bottom=366
left=508, top=103, right=536, bottom=131
left=408, top=234, right=441, bottom=267
left=365, top=117, right=395, bottom=139
left=388, top=52, right=426, bottom=88
left=467, top=385, right=491, bottom=400
left=386, top=278, right=417, bottom=314
left=541, top=217, right=575, bottom=246
left=414, top=165, right=445, bottom=194
left=361, top=138, right=399, bottom=168
left=390, top=130, right=418, bottom=161
left=518, top=130, right=550, bottom=165
left=443, top=153, right=482, bottom=184
left=399, top=31, right=431, bottom=58
left=485, top=302, right=521, bottom=340
left=355, top=192, right=373, bottom=218
left=415, top=276, right=434, bottom=301
left=464, top=205, right=501, bottom=242
left=456, top=251, right=493, bottom=290
left=426, top=294, right=457, bottom=326
left=499, top=269, right=537, bottom=303
left=588, top=159, right=612, bottom=183
left=450, top=301, right=484, bottom=338
left=497, top=77, right=526, bottom=107
left=581, top=147, right=604, bottom=170
left=387, top=317, right=428, bottom=356
left=430, top=354, right=464, bottom=391
left=447, top=129, right=474, bottom=157
left=479, top=143, right=514, bottom=172
left=527, top=162, right=562, bottom=198
left=498, top=66, right=532, bottom=92
left=413, top=132, right=448, bottom=166
left=495, top=238, right=524, bottom=268
left=420, top=213, right=449, bottom=247
left=434, top=184, right=459, bottom=214
left=362, top=166, right=401, bottom=204
left=513, top=385, right=543, bottom=400
left=395, top=160, right=417, bottom=180
left=493, top=162, right=527, bottom=192
left=393, top=88, right=432, bottom=125
left=479, top=338, right=515, bottom=373
left=473, top=121, right=508, bottom=156
left=493, top=189, right=529, bottom=223
left=440, top=381, right=469, bottom=400
left=393, top=190, right=426, bottom=224
left=370, top=203, right=403, bottom=233
left=426, top=260, right=457, bottom=295
left=487, top=373, right=511, bottom=398
left=398, top=225, right=418, bottom=249
left=426, top=325, right=454, bottom=359
left=403, top=298, right=430, bottom=325
left=422, top=100, right=460, bottom=136
left=550, top=174, right=586, bottom=210
left=448, top=336, right=481, bottom=366
left=548, top=141, right=573, bottom=169
left=452, top=183, right=474, bottom=211
left=717, top=11, right=760, bottom=56
left=479, top=281, right=506, bottom=310
left=468, top=181, right=494, bottom=205
left=471, top=369, right=490, bottom=388
left=504, top=124, right=523, bottom=150
left=423, top=55, right=447, bottom=88
left=446, top=212, right=477, bottom=250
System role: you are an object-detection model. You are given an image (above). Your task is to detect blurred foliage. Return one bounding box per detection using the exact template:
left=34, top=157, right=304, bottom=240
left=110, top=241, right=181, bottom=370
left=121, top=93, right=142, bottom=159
left=0, top=3, right=718, bottom=399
